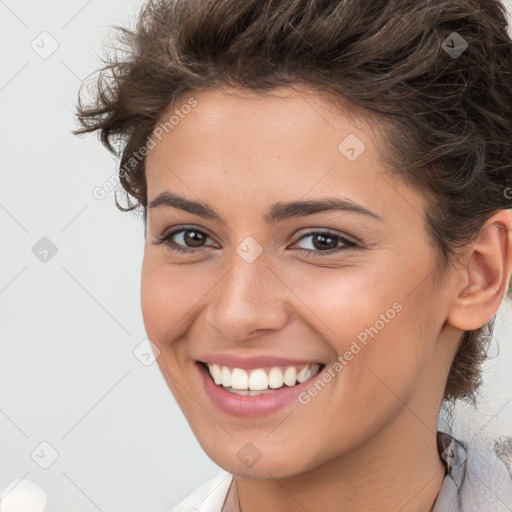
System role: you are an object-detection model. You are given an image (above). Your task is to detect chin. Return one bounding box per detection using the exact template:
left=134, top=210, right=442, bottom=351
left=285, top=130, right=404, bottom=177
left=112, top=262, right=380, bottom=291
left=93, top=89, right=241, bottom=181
left=203, top=440, right=315, bottom=479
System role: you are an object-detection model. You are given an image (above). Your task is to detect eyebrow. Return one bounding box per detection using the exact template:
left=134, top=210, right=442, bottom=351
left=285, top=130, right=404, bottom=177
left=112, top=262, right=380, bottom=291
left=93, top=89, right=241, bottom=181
left=147, top=191, right=383, bottom=224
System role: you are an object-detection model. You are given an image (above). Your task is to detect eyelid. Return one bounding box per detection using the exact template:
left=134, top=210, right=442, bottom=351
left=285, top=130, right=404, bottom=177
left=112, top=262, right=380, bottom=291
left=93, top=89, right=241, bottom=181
left=154, top=225, right=359, bottom=256
left=290, top=231, right=358, bottom=255
left=292, top=228, right=358, bottom=246
left=154, top=225, right=217, bottom=248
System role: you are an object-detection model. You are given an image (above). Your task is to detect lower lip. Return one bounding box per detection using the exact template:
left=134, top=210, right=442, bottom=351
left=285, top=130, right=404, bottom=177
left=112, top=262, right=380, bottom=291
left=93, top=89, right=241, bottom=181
left=196, top=362, right=323, bottom=418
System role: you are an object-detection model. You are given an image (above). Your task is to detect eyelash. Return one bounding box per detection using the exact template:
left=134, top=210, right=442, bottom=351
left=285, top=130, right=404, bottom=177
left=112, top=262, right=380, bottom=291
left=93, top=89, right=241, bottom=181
left=154, top=227, right=359, bottom=256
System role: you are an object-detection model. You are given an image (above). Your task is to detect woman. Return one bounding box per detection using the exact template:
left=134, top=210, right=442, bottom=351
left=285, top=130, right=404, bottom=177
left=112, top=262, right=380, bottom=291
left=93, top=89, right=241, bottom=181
left=74, top=0, right=512, bottom=510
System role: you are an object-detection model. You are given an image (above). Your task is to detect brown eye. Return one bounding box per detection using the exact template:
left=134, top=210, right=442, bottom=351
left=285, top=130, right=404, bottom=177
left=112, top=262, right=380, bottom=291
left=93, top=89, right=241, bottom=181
left=310, top=233, right=338, bottom=250
left=293, top=231, right=358, bottom=256
left=155, top=227, right=215, bottom=254
left=181, top=230, right=207, bottom=247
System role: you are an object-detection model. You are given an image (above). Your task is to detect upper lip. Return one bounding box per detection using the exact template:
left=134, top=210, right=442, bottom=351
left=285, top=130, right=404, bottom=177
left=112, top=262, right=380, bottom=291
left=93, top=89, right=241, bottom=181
left=197, top=353, right=326, bottom=370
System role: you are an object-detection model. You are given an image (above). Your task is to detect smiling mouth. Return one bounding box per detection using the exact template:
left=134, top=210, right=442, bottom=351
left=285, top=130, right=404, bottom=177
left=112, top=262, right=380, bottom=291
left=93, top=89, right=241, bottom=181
left=200, top=361, right=325, bottom=396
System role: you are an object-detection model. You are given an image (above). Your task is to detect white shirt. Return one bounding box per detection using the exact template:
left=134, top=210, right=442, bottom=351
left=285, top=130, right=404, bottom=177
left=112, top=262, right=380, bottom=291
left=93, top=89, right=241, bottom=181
left=170, top=432, right=512, bottom=512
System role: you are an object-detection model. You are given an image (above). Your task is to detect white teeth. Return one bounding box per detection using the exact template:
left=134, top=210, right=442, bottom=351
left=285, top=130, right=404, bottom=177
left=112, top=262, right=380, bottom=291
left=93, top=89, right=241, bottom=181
left=205, top=362, right=323, bottom=392
left=268, top=367, right=284, bottom=389
left=283, top=367, right=297, bottom=386
left=297, top=366, right=309, bottom=383
left=248, top=369, right=268, bottom=390
left=228, top=388, right=276, bottom=396
left=210, top=363, right=222, bottom=385
left=221, top=366, right=231, bottom=387
left=231, top=368, right=249, bottom=390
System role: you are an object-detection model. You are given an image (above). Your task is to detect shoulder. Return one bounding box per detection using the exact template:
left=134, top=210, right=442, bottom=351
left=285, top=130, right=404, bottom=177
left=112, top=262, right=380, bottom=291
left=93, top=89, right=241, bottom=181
left=434, top=431, right=512, bottom=511
left=493, top=435, right=512, bottom=477
left=170, top=471, right=234, bottom=512
left=462, top=435, right=512, bottom=510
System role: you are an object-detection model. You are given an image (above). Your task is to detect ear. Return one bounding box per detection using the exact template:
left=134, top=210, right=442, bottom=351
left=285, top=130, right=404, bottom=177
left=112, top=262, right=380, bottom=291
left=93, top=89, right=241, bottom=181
left=447, top=209, right=512, bottom=331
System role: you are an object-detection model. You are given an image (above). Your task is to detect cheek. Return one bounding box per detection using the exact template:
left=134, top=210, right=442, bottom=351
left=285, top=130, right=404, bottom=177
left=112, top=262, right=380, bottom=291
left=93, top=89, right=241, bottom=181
left=140, top=254, right=218, bottom=344
left=280, top=263, right=398, bottom=344
left=288, top=263, right=432, bottom=394
left=140, top=256, right=187, bottom=342
left=140, top=265, right=167, bottom=338
left=336, top=289, right=438, bottom=416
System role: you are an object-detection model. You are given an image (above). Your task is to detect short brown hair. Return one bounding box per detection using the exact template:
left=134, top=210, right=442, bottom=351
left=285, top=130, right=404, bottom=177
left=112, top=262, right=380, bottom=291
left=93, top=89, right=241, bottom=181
left=74, top=0, right=512, bottom=405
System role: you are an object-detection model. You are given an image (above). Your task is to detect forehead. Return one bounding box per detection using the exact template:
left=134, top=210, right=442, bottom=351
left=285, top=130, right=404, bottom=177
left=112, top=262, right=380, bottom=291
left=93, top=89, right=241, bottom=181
left=144, top=85, right=426, bottom=220
left=142, top=86, right=432, bottom=249
left=145, top=85, right=386, bottom=184
left=159, top=85, right=376, bottom=139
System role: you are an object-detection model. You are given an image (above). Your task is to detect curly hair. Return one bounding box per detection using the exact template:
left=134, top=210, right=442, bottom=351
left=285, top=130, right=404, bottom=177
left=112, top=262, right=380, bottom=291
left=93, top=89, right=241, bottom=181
left=73, top=0, right=512, bottom=405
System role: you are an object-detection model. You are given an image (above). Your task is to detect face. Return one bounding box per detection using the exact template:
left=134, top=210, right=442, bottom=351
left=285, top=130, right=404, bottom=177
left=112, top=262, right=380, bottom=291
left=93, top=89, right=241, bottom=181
left=141, top=85, right=458, bottom=478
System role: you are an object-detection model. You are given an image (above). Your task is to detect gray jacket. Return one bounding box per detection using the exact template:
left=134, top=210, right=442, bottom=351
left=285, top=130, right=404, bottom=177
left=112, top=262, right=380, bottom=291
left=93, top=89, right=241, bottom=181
left=431, top=431, right=512, bottom=511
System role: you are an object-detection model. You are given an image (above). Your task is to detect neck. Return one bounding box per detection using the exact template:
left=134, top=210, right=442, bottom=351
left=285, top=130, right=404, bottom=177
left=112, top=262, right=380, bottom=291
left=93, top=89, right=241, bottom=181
left=236, top=411, right=447, bottom=512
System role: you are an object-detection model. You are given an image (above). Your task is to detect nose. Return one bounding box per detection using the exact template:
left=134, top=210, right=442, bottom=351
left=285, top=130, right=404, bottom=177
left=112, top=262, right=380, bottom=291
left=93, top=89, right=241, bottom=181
left=204, top=249, right=291, bottom=341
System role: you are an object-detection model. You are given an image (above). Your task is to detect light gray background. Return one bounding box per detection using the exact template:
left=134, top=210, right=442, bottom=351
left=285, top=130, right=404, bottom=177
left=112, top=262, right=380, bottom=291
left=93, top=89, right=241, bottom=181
left=1, top=1, right=511, bottom=511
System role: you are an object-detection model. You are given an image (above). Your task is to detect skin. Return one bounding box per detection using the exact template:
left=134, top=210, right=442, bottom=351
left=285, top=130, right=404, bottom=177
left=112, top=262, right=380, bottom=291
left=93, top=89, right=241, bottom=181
left=140, top=85, right=512, bottom=512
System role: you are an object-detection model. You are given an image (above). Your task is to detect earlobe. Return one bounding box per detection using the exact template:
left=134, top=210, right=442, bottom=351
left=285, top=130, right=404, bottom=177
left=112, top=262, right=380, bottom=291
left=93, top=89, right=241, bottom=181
left=447, top=209, right=512, bottom=332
